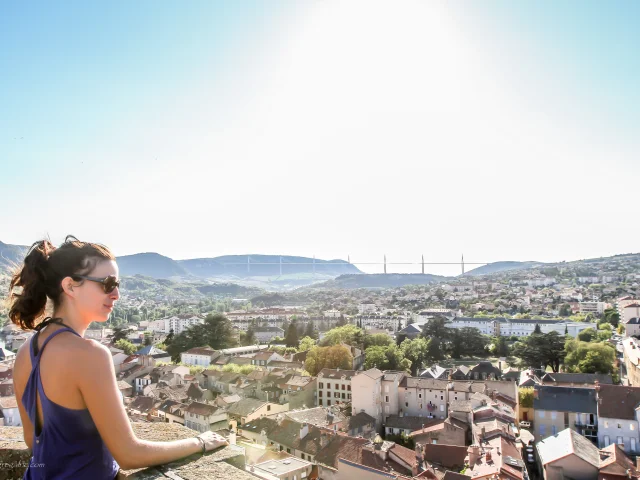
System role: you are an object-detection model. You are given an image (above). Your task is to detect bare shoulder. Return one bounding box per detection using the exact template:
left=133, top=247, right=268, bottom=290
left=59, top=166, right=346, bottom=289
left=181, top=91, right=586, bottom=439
left=14, top=339, right=32, bottom=377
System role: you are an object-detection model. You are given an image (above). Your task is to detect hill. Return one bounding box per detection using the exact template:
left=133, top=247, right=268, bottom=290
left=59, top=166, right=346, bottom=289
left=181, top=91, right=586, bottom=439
left=464, top=261, right=541, bottom=277
left=310, top=273, right=450, bottom=290
left=116, top=253, right=189, bottom=278
left=179, top=255, right=360, bottom=278
left=0, top=241, right=28, bottom=271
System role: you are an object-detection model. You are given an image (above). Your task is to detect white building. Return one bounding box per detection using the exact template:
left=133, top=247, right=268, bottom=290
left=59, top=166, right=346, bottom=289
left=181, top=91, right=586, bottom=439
left=323, top=309, right=342, bottom=318
left=579, top=302, right=607, bottom=315
left=0, top=396, right=21, bottom=426
left=184, top=402, right=227, bottom=433
left=316, top=368, right=357, bottom=407
left=597, top=384, right=640, bottom=455
left=253, top=326, right=285, bottom=344
left=358, top=303, right=377, bottom=314
left=148, top=314, right=205, bottom=335
left=180, top=346, right=220, bottom=367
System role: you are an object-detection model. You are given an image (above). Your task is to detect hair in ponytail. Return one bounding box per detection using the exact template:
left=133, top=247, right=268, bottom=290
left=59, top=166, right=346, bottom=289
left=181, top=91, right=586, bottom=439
left=9, top=235, right=115, bottom=330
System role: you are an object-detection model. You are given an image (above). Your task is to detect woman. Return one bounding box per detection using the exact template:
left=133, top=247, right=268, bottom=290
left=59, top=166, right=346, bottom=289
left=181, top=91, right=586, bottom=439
left=9, top=236, right=227, bottom=479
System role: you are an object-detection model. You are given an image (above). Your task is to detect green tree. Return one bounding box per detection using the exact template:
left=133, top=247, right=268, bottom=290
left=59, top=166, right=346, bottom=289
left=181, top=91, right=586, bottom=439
left=166, top=313, right=237, bottom=362
left=512, top=331, right=565, bottom=372
left=320, top=324, right=364, bottom=349
left=115, top=339, right=137, bottom=355
left=450, top=328, right=489, bottom=358
left=165, top=328, right=174, bottom=346
left=564, top=338, right=616, bottom=374
left=577, top=328, right=597, bottom=342
left=365, top=333, right=394, bottom=349
left=298, top=336, right=316, bottom=352
left=559, top=304, right=572, bottom=317
left=400, top=338, right=430, bottom=376
left=364, top=346, right=388, bottom=370
left=421, top=317, right=451, bottom=361
left=519, top=387, right=534, bottom=408
left=110, top=325, right=132, bottom=343
left=604, top=308, right=620, bottom=327
left=533, top=324, right=542, bottom=334
left=304, top=345, right=353, bottom=376
left=243, top=325, right=257, bottom=346
left=304, top=322, right=318, bottom=340
left=492, top=336, right=510, bottom=357
left=286, top=321, right=300, bottom=348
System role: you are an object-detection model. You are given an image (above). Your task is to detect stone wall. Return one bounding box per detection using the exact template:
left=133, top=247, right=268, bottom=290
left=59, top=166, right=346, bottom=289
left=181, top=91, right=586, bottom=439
left=0, top=423, right=254, bottom=480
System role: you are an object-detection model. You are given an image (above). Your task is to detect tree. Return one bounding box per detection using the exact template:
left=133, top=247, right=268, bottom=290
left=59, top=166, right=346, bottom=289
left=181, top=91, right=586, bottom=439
left=559, top=304, right=572, bottom=317
left=564, top=339, right=616, bottom=374
left=421, top=317, right=451, bottom=361
left=115, top=339, right=137, bottom=355
left=604, top=308, right=620, bottom=327
left=512, top=331, right=565, bottom=372
left=492, top=336, right=510, bottom=357
left=286, top=322, right=300, bottom=348
left=577, top=328, right=597, bottom=342
left=400, top=338, right=430, bottom=376
left=110, top=326, right=132, bottom=343
left=144, top=334, right=153, bottom=346
left=533, top=324, right=542, bottom=334
left=298, top=336, right=316, bottom=352
left=304, top=345, right=353, bottom=376
left=304, top=322, right=318, bottom=340
left=320, top=325, right=364, bottom=349
left=449, top=328, right=489, bottom=358
left=363, top=344, right=411, bottom=372
left=519, top=387, right=534, bottom=408
left=365, top=334, right=394, bottom=349
left=243, top=325, right=257, bottom=346
left=165, top=328, right=174, bottom=346
left=166, top=313, right=237, bottom=362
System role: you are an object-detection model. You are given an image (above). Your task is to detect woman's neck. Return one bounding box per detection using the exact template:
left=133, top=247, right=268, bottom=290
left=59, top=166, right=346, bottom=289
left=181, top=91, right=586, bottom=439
left=51, top=307, right=90, bottom=337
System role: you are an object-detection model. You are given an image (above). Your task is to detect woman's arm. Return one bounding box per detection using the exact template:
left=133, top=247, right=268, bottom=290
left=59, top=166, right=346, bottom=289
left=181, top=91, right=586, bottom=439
left=12, top=343, right=34, bottom=450
left=77, top=342, right=225, bottom=470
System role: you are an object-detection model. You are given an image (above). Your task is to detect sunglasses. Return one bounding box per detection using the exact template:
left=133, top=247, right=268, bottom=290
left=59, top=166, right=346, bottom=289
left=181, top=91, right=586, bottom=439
left=72, top=274, right=120, bottom=294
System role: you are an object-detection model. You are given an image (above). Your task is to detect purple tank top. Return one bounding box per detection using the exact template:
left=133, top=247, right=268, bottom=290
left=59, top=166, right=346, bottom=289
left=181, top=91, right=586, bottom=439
left=21, top=327, right=120, bottom=479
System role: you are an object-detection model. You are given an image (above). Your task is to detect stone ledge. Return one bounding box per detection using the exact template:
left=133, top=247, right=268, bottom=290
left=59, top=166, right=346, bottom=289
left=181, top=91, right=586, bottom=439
left=0, top=424, right=252, bottom=480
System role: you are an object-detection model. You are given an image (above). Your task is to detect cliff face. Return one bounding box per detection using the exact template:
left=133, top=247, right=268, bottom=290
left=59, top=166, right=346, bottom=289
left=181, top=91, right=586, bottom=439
left=0, top=424, right=252, bottom=480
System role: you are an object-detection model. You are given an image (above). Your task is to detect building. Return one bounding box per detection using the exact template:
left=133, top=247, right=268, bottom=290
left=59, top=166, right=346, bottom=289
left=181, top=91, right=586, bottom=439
left=358, top=303, right=377, bottom=314
left=579, top=302, right=607, bottom=315
left=351, top=369, right=385, bottom=430
left=622, top=303, right=640, bottom=325
left=227, top=398, right=288, bottom=426
left=597, top=384, right=640, bottom=454
left=250, top=456, right=313, bottom=480
left=536, top=428, right=600, bottom=479
left=626, top=318, right=640, bottom=338
left=184, top=402, right=227, bottom=433
left=533, top=386, right=598, bottom=443
left=623, top=338, right=640, bottom=387
left=316, top=369, right=356, bottom=407
left=0, top=396, right=21, bottom=426
left=398, top=377, right=447, bottom=420
left=253, top=326, right=285, bottom=344
left=148, top=314, right=205, bottom=334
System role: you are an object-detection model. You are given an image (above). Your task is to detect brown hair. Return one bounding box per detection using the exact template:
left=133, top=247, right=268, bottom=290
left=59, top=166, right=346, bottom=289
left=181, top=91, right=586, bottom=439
left=8, top=235, right=115, bottom=330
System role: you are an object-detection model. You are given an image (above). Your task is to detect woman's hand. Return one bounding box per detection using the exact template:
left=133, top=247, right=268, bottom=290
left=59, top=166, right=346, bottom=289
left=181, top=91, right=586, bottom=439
left=197, top=431, right=229, bottom=452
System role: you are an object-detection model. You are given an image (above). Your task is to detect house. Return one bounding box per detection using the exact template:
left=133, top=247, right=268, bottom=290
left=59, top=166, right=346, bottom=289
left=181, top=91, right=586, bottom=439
left=250, top=456, right=313, bottom=480
left=117, top=380, right=134, bottom=399
left=0, top=348, right=16, bottom=362
left=468, top=361, right=502, bottom=381
left=385, top=414, right=439, bottom=436
left=540, top=372, right=613, bottom=388
left=624, top=337, right=640, bottom=387
left=398, top=377, right=447, bottom=420
left=419, top=365, right=449, bottom=379
left=184, top=402, right=227, bottom=433
left=409, top=417, right=468, bottom=447
left=180, top=346, right=220, bottom=367
left=465, top=437, right=526, bottom=480
left=598, top=443, right=640, bottom=479
left=0, top=396, right=21, bottom=426
left=397, top=322, right=426, bottom=340
left=450, top=366, right=470, bottom=380
left=215, top=394, right=242, bottom=409
left=421, top=443, right=469, bottom=471
left=251, top=351, right=286, bottom=367
left=597, top=384, right=640, bottom=454
left=343, top=412, right=376, bottom=437
left=156, top=400, right=187, bottom=425
left=276, top=375, right=316, bottom=409
left=226, top=398, right=288, bottom=425
left=316, top=368, right=356, bottom=407
left=536, top=429, right=600, bottom=479
left=135, top=373, right=153, bottom=393
left=134, top=345, right=171, bottom=363
left=626, top=317, right=640, bottom=338
left=533, top=385, right=598, bottom=443
left=253, top=326, right=285, bottom=344
left=128, top=395, right=161, bottom=417
left=282, top=406, right=347, bottom=431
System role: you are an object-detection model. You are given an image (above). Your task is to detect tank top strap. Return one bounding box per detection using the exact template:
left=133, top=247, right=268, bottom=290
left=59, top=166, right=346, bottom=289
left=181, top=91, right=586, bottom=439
left=34, top=327, right=81, bottom=361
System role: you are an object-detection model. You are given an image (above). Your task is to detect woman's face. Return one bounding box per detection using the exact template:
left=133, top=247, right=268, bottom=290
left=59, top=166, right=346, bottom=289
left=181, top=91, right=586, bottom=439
left=73, top=259, right=120, bottom=322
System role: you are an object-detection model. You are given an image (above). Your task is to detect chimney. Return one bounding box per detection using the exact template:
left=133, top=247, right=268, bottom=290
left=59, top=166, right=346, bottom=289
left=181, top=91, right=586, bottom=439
left=300, top=422, right=309, bottom=440
left=467, top=445, right=481, bottom=465
left=229, top=429, right=237, bottom=445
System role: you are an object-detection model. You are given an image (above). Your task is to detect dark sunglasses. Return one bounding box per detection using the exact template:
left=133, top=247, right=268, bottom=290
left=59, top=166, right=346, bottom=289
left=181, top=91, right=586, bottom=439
left=72, top=274, right=120, bottom=294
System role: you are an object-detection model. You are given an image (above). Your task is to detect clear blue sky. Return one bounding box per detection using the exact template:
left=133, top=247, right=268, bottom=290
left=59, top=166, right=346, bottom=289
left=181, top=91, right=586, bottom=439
left=1, top=1, right=638, bottom=275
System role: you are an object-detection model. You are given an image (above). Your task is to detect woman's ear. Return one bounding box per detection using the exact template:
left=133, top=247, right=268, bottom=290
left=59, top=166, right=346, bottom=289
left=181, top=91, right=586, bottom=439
left=61, top=276, right=77, bottom=298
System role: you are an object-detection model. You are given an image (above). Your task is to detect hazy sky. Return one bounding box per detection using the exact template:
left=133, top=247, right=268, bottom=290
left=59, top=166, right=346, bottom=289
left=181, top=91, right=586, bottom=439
left=1, top=1, right=638, bottom=276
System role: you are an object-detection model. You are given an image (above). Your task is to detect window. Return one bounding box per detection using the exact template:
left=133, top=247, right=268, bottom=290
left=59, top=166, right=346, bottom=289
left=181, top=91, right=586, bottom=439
left=287, top=448, right=291, bottom=453
left=319, top=391, right=323, bottom=397
left=319, top=400, right=323, bottom=406
left=632, top=438, right=637, bottom=452
left=618, top=437, right=624, bottom=445
left=418, top=393, right=422, bottom=399
left=347, top=385, right=351, bottom=391
left=335, top=384, right=339, bottom=389
left=334, top=392, right=340, bottom=398
left=342, top=393, right=345, bottom=399
left=319, top=382, right=324, bottom=389
left=406, top=402, right=409, bottom=407
left=539, top=411, right=545, bottom=419
left=385, top=396, right=389, bottom=403
left=440, top=405, right=444, bottom=412
left=342, top=385, right=345, bottom=390
left=454, top=396, right=458, bottom=401
left=618, top=424, right=623, bottom=429
left=551, top=411, right=557, bottom=420
left=604, top=435, right=610, bottom=446
left=267, top=405, right=271, bottom=411
left=540, top=425, right=546, bottom=437
left=327, top=384, right=331, bottom=390
left=327, top=400, right=331, bottom=406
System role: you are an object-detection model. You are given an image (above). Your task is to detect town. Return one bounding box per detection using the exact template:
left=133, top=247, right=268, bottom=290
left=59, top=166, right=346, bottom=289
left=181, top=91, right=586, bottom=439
left=1, top=251, right=640, bottom=479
